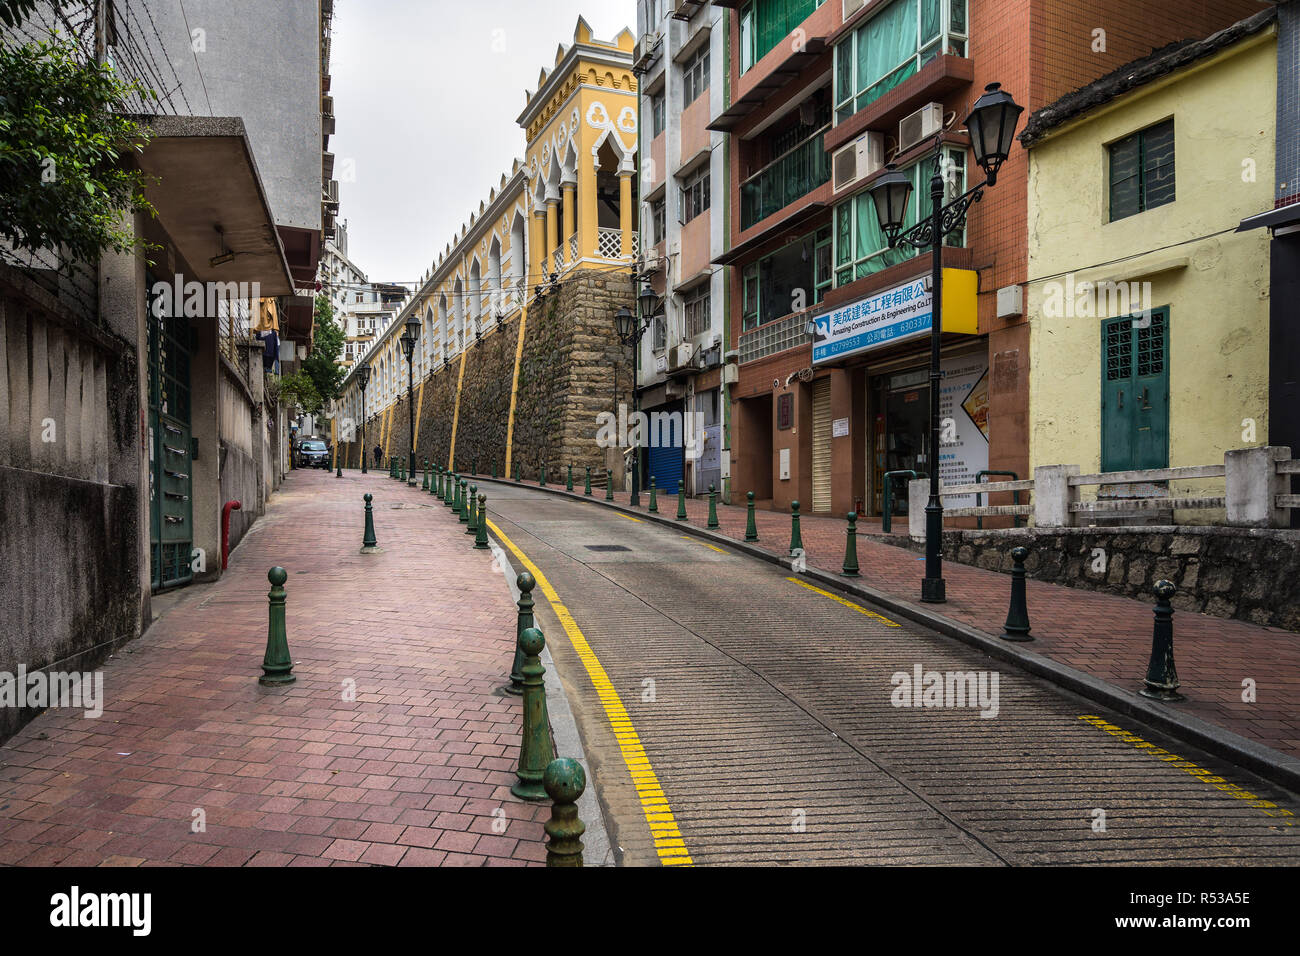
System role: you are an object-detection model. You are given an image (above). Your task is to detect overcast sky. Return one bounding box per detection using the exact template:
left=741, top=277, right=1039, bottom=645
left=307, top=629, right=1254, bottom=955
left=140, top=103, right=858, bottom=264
left=330, top=0, right=638, bottom=286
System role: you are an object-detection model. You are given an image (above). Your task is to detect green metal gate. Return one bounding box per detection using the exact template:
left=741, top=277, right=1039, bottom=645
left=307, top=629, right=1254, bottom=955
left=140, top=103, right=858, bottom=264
left=148, top=280, right=195, bottom=591
left=1101, top=308, right=1170, bottom=473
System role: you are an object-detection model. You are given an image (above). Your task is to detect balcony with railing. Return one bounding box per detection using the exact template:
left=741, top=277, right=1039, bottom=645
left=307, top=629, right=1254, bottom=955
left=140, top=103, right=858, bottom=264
left=740, top=125, right=831, bottom=232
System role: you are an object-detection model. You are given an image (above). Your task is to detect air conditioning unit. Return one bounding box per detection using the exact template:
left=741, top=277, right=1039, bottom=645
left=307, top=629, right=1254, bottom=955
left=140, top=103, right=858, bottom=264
left=669, top=342, right=694, bottom=371
left=633, top=32, right=662, bottom=73
left=842, top=0, right=867, bottom=19
left=832, top=131, right=885, bottom=193
left=898, top=103, right=945, bottom=154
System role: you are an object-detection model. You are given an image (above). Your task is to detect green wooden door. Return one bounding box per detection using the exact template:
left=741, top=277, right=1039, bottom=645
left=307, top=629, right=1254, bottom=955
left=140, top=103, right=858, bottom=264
left=1101, top=308, right=1169, bottom=472
left=147, top=282, right=195, bottom=591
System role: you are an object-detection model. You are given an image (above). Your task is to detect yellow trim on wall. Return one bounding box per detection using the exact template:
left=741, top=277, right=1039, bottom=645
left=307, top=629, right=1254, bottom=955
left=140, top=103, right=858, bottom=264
left=413, top=380, right=426, bottom=451
left=446, top=349, right=469, bottom=470
left=504, top=303, right=529, bottom=476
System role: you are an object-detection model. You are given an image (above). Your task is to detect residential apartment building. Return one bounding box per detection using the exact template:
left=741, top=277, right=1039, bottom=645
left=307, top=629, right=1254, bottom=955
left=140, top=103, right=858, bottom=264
left=707, top=0, right=1261, bottom=518
left=0, top=0, right=332, bottom=741
left=1022, top=8, right=1277, bottom=522
left=320, top=221, right=400, bottom=370
left=635, top=0, right=729, bottom=496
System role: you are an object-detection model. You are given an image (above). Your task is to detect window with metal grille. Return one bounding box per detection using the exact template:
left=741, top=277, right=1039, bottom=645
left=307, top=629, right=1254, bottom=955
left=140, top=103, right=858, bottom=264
left=683, top=44, right=710, bottom=105
left=1109, top=119, right=1175, bottom=221
left=684, top=286, right=711, bottom=339
left=680, top=167, right=710, bottom=224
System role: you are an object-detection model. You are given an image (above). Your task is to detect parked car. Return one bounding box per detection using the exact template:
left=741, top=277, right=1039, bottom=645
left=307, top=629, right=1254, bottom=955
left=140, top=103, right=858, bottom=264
left=297, top=439, right=331, bottom=469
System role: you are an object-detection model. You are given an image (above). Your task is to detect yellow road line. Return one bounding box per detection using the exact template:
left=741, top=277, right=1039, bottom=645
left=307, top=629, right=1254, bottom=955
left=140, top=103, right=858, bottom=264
left=487, top=518, right=694, bottom=866
left=1078, top=715, right=1294, bottom=825
left=679, top=535, right=725, bottom=553
left=787, top=578, right=901, bottom=627
left=619, top=514, right=642, bottom=523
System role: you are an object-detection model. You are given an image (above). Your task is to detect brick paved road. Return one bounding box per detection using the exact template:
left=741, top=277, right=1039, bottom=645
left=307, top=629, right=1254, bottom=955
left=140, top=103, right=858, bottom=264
left=482, top=481, right=1300, bottom=866
left=0, top=470, right=547, bottom=867
left=505, top=476, right=1300, bottom=759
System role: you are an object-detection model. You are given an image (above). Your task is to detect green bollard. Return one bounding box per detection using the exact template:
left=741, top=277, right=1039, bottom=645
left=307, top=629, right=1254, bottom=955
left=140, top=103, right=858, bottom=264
left=676, top=480, right=687, bottom=521
left=842, top=512, right=861, bottom=577
left=431, top=466, right=440, bottom=497
left=473, top=457, right=478, bottom=476
left=606, top=469, right=614, bottom=502
left=506, top=572, right=535, bottom=696
left=459, top=479, right=470, bottom=524
left=492, top=461, right=497, bottom=480
left=745, top=492, right=759, bottom=541
left=648, top=476, right=658, bottom=513
left=567, top=463, right=574, bottom=492
left=790, top=501, right=804, bottom=556
left=511, top=626, right=553, bottom=802
left=360, top=494, right=381, bottom=554
left=1001, top=546, right=1032, bottom=642
left=584, top=467, right=592, bottom=496
left=1140, top=581, right=1183, bottom=701
left=422, top=458, right=430, bottom=491
left=336, top=455, right=342, bottom=478
left=443, top=471, right=454, bottom=507
left=400, top=457, right=407, bottom=482
left=540, top=462, right=547, bottom=487
left=475, top=494, right=490, bottom=550
left=515, top=461, right=522, bottom=483
left=544, top=758, right=586, bottom=867
left=707, top=483, right=719, bottom=529
left=259, top=567, right=296, bottom=686
left=465, top=484, right=478, bottom=535
left=388, top=457, right=394, bottom=479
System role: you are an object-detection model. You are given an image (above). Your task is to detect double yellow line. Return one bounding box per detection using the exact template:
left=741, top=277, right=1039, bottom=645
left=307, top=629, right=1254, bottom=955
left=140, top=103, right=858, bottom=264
left=486, top=518, right=693, bottom=866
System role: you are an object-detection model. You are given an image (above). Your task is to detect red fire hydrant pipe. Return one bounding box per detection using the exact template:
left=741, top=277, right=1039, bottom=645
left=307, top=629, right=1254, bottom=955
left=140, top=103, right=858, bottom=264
left=222, top=500, right=242, bottom=571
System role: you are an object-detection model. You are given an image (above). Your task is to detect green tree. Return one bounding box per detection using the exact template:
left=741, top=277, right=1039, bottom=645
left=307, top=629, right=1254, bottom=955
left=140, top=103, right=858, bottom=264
left=302, top=294, right=346, bottom=404
left=0, top=33, right=156, bottom=265
left=276, top=370, right=324, bottom=417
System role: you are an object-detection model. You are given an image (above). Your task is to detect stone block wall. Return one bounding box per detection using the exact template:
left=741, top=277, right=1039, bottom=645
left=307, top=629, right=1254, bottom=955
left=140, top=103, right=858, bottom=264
left=917, top=527, right=1300, bottom=632
left=342, top=269, right=633, bottom=484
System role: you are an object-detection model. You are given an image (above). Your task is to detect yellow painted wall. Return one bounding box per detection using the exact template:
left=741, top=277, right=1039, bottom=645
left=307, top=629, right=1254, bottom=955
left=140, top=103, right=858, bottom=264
left=1026, top=32, right=1275, bottom=506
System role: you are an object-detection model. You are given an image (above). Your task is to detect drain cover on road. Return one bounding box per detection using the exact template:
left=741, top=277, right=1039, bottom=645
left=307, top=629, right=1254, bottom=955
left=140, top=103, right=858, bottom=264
left=585, top=545, right=631, bottom=552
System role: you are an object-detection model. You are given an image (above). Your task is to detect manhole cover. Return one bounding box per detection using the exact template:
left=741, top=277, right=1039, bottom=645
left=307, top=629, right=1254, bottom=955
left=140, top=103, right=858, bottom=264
left=585, top=545, right=631, bottom=552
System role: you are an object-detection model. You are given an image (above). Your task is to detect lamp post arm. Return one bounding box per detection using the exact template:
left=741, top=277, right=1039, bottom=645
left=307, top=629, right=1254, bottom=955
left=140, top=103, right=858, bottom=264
left=890, top=175, right=990, bottom=251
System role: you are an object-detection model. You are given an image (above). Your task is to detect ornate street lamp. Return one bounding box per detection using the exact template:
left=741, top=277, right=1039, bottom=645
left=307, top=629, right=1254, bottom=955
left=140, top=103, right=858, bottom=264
left=400, top=313, right=421, bottom=488
left=616, top=295, right=654, bottom=507
left=357, top=361, right=372, bottom=474
left=867, top=82, right=1023, bottom=605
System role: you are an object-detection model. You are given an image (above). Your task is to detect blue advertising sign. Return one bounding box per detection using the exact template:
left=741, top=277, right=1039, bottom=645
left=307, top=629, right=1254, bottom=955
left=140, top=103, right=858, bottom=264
left=811, top=277, right=932, bottom=365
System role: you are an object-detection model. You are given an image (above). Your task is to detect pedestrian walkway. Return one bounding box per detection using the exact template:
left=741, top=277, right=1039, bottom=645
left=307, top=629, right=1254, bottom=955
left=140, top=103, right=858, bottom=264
left=0, top=470, right=549, bottom=867
left=493, top=473, right=1300, bottom=761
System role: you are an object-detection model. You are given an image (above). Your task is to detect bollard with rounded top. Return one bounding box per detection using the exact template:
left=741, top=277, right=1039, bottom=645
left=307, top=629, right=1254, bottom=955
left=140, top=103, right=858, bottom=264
left=444, top=471, right=455, bottom=507
left=515, top=461, right=523, bottom=483
left=465, top=484, right=479, bottom=535
left=648, top=476, right=658, bottom=513
left=745, top=492, right=759, bottom=541
left=789, top=501, right=804, bottom=556
left=676, top=480, right=687, bottom=520
left=360, top=494, right=381, bottom=554
left=431, top=466, right=440, bottom=497
left=491, top=461, right=497, bottom=480
left=707, top=484, right=719, bottom=529
left=260, top=568, right=296, bottom=686
left=842, top=512, right=861, bottom=577
left=544, top=758, right=586, bottom=867
left=540, top=462, right=547, bottom=487
left=606, top=469, right=614, bottom=501
left=336, top=454, right=342, bottom=478
left=567, top=463, right=574, bottom=492
left=1140, top=581, right=1184, bottom=701
left=388, top=456, right=395, bottom=479
left=421, top=458, right=430, bottom=491
left=1001, top=546, right=1033, bottom=642
left=511, top=626, right=553, bottom=802
left=584, top=467, right=592, bottom=496
left=472, top=457, right=478, bottom=476
left=458, top=479, right=470, bottom=524
left=506, top=572, right=535, bottom=695
left=475, top=495, right=490, bottom=549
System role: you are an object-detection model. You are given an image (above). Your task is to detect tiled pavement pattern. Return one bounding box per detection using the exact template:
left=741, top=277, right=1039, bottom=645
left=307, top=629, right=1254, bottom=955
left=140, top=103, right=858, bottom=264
left=0, top=471, right=547, bottom=867
left=498, top=475, right=1300, bottom=760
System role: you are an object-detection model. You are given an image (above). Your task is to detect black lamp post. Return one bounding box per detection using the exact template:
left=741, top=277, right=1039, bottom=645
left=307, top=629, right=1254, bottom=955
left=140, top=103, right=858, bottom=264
left=400, top=313, right=421, bottom=488
left=357, top=361, right=371, bottom=474
left=868, top=82, right=1022, bottom=605
left=617, top=291, right=655, bottom=507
